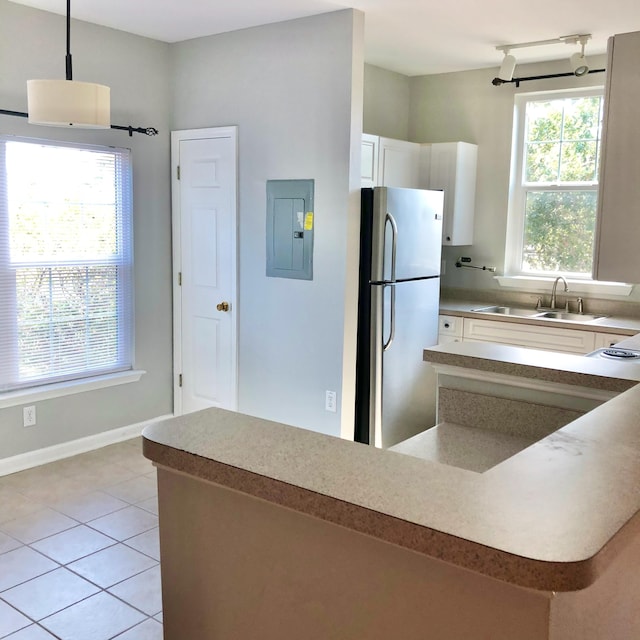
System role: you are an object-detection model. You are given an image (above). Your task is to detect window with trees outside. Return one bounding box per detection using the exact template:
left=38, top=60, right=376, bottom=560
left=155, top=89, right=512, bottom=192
left=505, top=88, right=604, bottom=278
left=0, top=137, right=133, bottom=394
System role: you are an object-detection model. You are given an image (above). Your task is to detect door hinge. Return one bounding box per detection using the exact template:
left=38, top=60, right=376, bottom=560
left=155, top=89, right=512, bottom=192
left=178, top=374, right=183, bottom=387
left=177, top=165, right=181, bottom=180
left=178, top=271, right=182, bottom=286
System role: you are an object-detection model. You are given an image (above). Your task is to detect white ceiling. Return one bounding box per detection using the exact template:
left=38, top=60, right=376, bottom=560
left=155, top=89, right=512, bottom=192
left=8, top=0, right=640, bottom=76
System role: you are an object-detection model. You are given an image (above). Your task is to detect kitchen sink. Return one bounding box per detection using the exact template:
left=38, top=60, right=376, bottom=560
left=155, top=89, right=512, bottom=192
left=537, top=311, right=605, bottom=322
left=471, top=306, right=607, bottom=322
left=471, top=306, right=542, bottom=317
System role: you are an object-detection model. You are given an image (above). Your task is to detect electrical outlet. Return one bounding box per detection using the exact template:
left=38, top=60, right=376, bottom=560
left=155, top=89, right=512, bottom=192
left=441, top=259, right=446, bottom=275
left=325, top=390, right=337, bottom=413
left=23, top=405, right=37, bottom=427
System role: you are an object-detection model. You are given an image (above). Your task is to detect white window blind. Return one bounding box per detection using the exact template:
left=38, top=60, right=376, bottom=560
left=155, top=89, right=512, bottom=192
left=0, top=137, right=133, bottom=393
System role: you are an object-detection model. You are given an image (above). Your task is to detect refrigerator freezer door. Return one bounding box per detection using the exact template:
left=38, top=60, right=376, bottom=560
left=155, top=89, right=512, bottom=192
left=370, top=277, right=440, bottom=448
left=371, top=187, right=444, bottom=283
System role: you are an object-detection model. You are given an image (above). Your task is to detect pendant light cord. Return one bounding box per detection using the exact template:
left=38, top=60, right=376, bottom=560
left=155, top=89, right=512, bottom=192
left=65, top=0, right=73, bottom=81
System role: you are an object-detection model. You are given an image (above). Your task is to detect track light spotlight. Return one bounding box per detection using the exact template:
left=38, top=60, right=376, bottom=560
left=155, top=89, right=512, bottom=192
left=570, top=37, right=589, bottom=76
left=498, top=50, right=516, bottom=81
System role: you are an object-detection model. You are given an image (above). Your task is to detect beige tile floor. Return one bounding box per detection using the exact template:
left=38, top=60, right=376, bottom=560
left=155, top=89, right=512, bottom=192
left=0, top=439, right=163, bottom=640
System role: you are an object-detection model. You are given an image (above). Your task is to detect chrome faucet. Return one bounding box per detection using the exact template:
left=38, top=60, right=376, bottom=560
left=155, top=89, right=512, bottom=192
left=550, top=276, right=569, bottom=310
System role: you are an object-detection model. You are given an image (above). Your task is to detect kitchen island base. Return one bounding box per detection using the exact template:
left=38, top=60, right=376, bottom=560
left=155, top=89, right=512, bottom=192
left=156, top=466, right=640, bottom=640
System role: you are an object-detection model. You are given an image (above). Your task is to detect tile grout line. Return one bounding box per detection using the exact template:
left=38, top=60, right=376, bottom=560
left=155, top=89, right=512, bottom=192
left=0, top=438, right=162, bottom=639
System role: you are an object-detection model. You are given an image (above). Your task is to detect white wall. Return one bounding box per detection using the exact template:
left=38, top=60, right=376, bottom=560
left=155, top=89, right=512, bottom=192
left=0, top=1, right=173, bottom=459
left=363, top=64, right=411, bottom=139
left=171, top=10, right=365, bottom=437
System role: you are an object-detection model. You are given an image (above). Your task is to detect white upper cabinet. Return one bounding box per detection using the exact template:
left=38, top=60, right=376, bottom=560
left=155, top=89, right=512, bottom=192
left=594, top=31, right=640, bottom=283
left=377, top=137, right=421, bottom=187
left=361, top=135, right=478, bottom=246
left=361, top=134, right=379, bottom=188
left=423, top=142, right=478, bottom=246
left=361, top=135, right=421, bottom=188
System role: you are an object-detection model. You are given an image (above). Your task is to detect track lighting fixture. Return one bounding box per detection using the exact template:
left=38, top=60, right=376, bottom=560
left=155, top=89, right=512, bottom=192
left=493, top=34, right=592, bottom=85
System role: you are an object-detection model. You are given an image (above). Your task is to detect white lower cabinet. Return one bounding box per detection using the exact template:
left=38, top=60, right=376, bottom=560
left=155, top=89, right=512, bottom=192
left=437, top=315, right=635, bottom=355
left=461, top=318, right=596, bottom=355
left=438, top=315, right=463, bottom=344
left=593, top=332, right=631, bottom=349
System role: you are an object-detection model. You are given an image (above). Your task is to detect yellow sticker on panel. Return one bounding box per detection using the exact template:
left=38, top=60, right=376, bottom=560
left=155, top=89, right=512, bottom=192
left=304, top=212, right=314, bottom=231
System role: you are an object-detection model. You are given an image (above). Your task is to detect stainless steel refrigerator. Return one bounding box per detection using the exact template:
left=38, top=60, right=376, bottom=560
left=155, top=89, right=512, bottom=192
left=355, top=186, right=444, bottom=448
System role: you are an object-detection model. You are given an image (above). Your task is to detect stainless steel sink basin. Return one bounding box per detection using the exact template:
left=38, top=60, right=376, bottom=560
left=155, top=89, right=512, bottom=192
left=471, top=306, right=542, bottom=317
left=537, top=311, right=605, bottom=322
left=471, top=306, right=607, bottom=322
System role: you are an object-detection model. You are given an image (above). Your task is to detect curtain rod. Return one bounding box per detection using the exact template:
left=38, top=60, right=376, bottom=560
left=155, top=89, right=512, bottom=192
left=0, top=108, right=158, bottom=136
left=492, top=68, right=605, bottom=88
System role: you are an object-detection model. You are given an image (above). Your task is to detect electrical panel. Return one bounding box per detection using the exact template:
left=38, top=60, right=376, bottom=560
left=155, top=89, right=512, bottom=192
left=266, top=179, right=314, bottom=280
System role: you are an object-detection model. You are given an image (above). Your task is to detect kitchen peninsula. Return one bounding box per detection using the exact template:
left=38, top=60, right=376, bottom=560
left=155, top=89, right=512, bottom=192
left=143, top=343, right=640, bottom=639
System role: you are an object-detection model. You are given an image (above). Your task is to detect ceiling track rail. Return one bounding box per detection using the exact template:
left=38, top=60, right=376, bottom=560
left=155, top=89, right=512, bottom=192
left=492, top=68, right=605, bottom=87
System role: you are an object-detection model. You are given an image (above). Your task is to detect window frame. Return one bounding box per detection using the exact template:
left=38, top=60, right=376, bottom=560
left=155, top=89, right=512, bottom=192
left=0, top=135, right=142, bottom=403
left=504, top=86, right=605, bottom=280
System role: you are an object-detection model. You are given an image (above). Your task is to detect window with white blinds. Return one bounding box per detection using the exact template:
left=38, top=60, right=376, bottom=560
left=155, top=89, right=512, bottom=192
left=0, top=137, right=133, bottom=393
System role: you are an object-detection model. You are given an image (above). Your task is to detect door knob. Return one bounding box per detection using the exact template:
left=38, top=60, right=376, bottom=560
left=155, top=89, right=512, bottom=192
left=216, top=301, right=230, bottom=312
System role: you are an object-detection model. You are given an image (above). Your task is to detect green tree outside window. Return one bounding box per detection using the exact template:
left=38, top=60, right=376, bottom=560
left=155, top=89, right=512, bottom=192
left=520, top=95, right=603, bottom=276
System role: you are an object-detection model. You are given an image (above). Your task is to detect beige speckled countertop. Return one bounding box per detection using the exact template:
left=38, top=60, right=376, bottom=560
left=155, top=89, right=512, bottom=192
left=143, top=344, right=640, bottom=593
left=422, top=340, right=640, bottom=392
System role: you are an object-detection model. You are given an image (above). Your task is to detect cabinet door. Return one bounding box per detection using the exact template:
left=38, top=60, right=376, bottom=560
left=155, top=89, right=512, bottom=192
left=593, top=332, right=633, bottom=349
left=438, top=315, right=463, bottom=345
left=594, top=31, right=640, bottom=283
left=377, top=137, right=421, bottom=188
left=463, top=318, right=596, bottom=354
left=361, top=134, right=379, bottom=188
left=426, top=142, right=477, bottom=245
left=439, top=315, right=463, bottom=338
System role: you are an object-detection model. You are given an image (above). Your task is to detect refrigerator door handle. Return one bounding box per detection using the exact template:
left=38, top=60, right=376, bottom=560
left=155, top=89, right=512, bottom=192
left=385, top=212, right=398, bottom=283
left=383, top=283, right=396, bottom=352
left=382, top=212, right=398, bottom=352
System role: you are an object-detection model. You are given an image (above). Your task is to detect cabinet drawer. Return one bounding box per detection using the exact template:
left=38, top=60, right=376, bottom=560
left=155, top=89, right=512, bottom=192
left=463, top=318, right=596, bottom=354
left=439, top=315, right=463, bottom=338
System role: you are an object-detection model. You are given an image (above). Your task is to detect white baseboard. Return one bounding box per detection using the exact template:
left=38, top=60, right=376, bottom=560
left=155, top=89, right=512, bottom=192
left=0, top=414, right=174, bottom=477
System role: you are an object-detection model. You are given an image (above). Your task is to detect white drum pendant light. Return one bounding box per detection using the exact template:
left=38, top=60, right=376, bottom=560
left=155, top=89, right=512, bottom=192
left=27, top=79, right=109, bottom=128
left=27, top=0, right=110, bottom=128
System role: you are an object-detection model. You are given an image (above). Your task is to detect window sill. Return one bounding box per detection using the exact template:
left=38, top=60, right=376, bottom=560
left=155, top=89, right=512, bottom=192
left=0, top=370, right=146, bottom=409
left=494, top=276, right=634, bottom=297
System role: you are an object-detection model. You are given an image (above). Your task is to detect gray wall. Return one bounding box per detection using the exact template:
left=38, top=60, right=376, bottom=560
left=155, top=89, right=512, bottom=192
left=363, top=64, right=411, bottom=139
left=171, top=10, right=364, bottom=437
left=406, top=57, right=640, bottom=299
left=0, top=1, right=173, bottom=458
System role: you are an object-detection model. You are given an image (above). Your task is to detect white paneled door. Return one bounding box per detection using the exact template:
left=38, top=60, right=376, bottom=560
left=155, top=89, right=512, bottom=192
left=171, top=127, right=238, bottom=415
